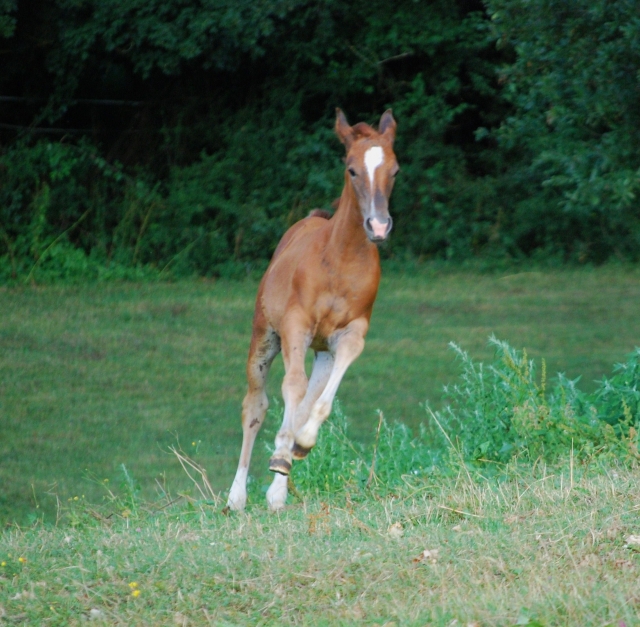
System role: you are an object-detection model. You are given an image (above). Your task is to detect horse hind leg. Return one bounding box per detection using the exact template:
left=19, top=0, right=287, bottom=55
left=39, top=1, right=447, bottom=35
left=268, top=327, right=311, bottom=476
left=227, top=325, right=280, bottom=511
left=266, top=326, right=311, bottom=510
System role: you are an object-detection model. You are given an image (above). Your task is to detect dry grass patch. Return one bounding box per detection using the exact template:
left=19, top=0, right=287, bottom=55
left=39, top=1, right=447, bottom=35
left=2, top=462, right=640, bottom=626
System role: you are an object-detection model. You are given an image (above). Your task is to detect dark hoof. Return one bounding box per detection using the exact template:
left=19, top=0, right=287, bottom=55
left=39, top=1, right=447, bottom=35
left=269, top=456, right=291, bottom=475
left=292, top=442, right=312, bottom=460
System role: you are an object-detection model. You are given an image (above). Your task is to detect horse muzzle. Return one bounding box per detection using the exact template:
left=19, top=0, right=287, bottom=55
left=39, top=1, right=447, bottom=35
left=364, top=216, right=393, bottom=242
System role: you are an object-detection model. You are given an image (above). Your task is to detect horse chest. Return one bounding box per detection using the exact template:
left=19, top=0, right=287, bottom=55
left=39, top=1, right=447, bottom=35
left=312, top=283, right=372, bottom=338
left=321, top=292, right=351, bottom=323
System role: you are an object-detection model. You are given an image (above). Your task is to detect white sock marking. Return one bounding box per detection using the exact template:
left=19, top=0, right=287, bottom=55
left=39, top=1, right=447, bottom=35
left=228, top=466, right=248, bottom=510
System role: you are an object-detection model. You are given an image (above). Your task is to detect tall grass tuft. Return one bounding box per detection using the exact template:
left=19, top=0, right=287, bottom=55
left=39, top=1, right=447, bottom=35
left=591, top=347, right=640, bottom=426
left=290, top=403, right=367, bottom=496
left=289, top=403, right=441, bottom=499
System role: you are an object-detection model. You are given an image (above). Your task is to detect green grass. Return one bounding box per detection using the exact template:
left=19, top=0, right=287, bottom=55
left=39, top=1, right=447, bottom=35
left=1, top=462, right=640, bottom=626
left=2, top=265, right=640, bottom=524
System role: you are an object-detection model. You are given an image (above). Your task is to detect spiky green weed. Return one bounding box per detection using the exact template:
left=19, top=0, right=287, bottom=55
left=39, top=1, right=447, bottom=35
left=434, top=337, right=640, bottom=464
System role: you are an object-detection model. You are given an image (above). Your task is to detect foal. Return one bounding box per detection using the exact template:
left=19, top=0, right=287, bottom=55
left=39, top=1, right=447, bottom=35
left=227, top=109, right=399, bottom=511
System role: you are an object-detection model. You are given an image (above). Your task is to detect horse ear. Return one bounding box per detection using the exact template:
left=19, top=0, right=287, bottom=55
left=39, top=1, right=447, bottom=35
left=335, top=108, right=354, bottom=148
left=379, top=109, right=396, bottom=144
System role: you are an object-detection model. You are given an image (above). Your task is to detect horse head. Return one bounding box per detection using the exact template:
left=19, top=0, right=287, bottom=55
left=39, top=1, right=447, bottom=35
left=335, top=108, right=398, bottom=242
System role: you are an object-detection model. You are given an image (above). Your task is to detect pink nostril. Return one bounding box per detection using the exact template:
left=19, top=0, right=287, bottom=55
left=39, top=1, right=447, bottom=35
left=368, top=217, right=389, bottom=239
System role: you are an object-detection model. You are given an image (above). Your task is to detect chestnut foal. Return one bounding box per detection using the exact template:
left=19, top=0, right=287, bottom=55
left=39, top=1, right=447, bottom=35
left=227, top=109, right=399, bottom=511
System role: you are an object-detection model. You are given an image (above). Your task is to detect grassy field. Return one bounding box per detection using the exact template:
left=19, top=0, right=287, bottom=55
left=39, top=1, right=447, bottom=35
left=1, top=462, right=640, bottom=626
left=2, top=265, right=640, bottom=524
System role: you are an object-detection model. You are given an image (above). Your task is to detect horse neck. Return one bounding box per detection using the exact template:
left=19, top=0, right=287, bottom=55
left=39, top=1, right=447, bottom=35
left=327, top=179, right=378, bottom=262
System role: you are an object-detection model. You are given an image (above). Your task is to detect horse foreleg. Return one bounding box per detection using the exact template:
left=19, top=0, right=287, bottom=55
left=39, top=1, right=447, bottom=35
left=292, top=319, right=367, bottom=459
left=291, top=351, right=334, bottom=459
left=227, top=325, right=280, bottom=511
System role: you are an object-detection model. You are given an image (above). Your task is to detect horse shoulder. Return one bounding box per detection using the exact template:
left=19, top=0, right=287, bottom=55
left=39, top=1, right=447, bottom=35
left=260, top=218, right=330, bottom=328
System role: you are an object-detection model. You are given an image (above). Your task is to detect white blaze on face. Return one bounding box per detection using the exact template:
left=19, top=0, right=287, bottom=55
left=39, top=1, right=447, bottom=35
left=363, top=146, right=387, bottom=238
left=364, top=146, right=384, bottom=192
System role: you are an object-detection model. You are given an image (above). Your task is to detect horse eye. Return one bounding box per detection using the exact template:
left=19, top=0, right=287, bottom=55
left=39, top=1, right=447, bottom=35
left=348, top=167, right=356, bottom=177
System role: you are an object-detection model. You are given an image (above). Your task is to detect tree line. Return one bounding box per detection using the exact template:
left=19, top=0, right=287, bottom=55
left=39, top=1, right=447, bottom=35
left=0, top=0, right=639, bottom=281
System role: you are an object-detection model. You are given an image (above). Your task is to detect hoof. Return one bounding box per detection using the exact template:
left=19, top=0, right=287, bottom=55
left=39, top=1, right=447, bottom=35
left=269, top=456, right=291, bottom=475
left=266, top=475, right=288, bottom=511
left=292, top=442, right=312, bottom=460
left=268, top=499, right=286, bottom=512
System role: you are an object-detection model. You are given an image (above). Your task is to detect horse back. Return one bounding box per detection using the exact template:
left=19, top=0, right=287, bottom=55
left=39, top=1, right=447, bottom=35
left=270, top=214, right=330, bottom=262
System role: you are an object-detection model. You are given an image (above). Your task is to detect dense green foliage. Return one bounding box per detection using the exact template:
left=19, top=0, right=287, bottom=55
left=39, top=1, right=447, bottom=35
left=1, top=0, right=638, bottom=279
left=484, top=0, right=640, bottom=261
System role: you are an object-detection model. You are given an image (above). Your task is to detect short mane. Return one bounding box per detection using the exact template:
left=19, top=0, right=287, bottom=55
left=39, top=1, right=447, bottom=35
left=351, top=122, right=378, bottom=139
left=308, top=209, right=332, bottom=220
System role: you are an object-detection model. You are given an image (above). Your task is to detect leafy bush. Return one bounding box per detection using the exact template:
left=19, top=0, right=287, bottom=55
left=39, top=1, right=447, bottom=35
left=0, top=0, right=15, bottom=38
left=433, top=337, right=640, bottom=463
left=484, top=0, right=640, bottom=262
left=155, top=100, right=341, bottom=277
left=0, top=140, right=161, bottom=282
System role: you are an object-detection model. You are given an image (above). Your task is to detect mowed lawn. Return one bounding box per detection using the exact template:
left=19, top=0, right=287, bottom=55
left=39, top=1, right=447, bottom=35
left=1, top=266, right=640, bottom=524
